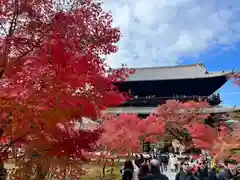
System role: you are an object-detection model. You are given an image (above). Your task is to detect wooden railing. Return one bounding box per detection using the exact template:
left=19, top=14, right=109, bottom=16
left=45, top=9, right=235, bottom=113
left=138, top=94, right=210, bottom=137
left=118, top=94, right=221, bottom=106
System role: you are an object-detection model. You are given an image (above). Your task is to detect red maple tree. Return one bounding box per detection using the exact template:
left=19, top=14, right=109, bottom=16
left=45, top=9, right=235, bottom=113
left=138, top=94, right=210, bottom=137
left=99, top=113, right=165, bottom=155
left=0, top=35, right=130, bottom=179
left=0, top=1, right=134, bottom=178
left=212, top=123, right=240, bottom=161
left=154, top=100, right=209, bottom=147
left=221, top=74, right=240, bottom=161
left=0, top=36, right=130, bottom=178
left=187, top=122, right=240, bottom=161
left=99, top=101, right=209, bottom=155
left=185, top=123, right=217, bottom=149
left=0, top=2, right=133, bottom=178
left=0, top=0, right=120, bottom=60
left=136, top=114, right=165, bottom=144
left=100, top=99, right=239, bottom=162
left=100, top=114, right=141, bottom=154
left=155, top=100, right=239, bottom=160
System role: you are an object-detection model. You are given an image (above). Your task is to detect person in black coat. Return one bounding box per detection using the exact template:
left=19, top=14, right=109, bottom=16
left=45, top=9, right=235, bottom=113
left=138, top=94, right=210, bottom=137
left=138, top=162, right=153, bottom=180
left=176, top=160, right=198, bottom=180
left=122, top=160, right=134, bottom=180
left=162, top=154, right=169, bottom=172
left=156, top=153, right=163, bottom=173
left=209, top=168, right=217, bottom=180
left=195, top=160, right=209, bottom=180
left=218, top=159, right=239, bottom=180
left=208, top=161, right=220, bottom=180
left=149, top=159, right=169, bottom=180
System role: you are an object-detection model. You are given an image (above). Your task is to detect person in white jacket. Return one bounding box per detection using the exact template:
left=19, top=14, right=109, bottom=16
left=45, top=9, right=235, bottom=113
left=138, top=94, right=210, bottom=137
left=132, top=160, right=139, bottom=180
left=170, top=154, right=179, bottom=172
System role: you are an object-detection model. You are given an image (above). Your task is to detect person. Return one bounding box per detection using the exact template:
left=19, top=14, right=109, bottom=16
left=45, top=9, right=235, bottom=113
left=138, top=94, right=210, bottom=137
left=156, top=153, right=163, bottom=173
left=135, top=154, right=145, bottom=168
left=189, top=159, right=196, bottom=169
left=217, top=159, right=240, bottom=180
left=192, top=160, right=201, bottom=174
left=0, top=168, right=7, bottom=180
left=175, top=160, right=198, bottom=180
left=138, top=162, right=153, bottom=180
left=211, top=159, right=216, bottom=169
left=174, top=155, right=179, bottom=172
left=170, top=154, right=175, bottom=172
left=162, top=154, right=169, bottom=172
left=149, top=159, right=169, bottom=180
left=209, top=160, right=220, bottom=180
left=121, top=160, right=139, bottom=180
left=195, top=159, right=209, bottom=180
left=153, top=147, right=157, bottom=157
left=170, top=154, right=179, bottom=172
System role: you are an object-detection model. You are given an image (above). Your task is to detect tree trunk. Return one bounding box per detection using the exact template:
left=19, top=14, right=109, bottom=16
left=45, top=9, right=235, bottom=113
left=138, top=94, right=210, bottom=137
left=0, top=159, right=6, bottom=180
left=117, top=156, right=120, bottom=164
left=110, top=159, right=114, bottom=175
left=102, top=163, right=106, bottom=178
left=36, top=164, right=46, bottom=180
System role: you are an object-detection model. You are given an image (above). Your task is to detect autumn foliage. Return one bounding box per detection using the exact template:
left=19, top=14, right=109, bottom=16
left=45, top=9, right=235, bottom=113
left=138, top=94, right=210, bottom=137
left=0, top=0, right=120, bottom=60
left=153, top=100, right=209, bottom=147
left=99, top=100, right=208, bottom=154
left=100, top=114, right=141, bottom=153
left=213, top=123, right=240, bottom=161
left=0, top=1, right=136, bottom=179
left=0, top=2, right=239, bottom=179
left=186, top=123, right=217, bottom=149
left=188, top=122, right=240, bottom=161
left=99, top=114, right=165, bottom=154
left=0, top=36, right=132, bottom=178
left=100, top=100, right=239, bottom=162
left=157, top=101, right=239, bottom=160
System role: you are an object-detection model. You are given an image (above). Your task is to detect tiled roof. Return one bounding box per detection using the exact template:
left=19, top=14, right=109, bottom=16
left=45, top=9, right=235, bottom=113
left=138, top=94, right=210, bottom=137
left=123, top=64, right=232, bottom=81
left=103, top=106, right=240, bottom=114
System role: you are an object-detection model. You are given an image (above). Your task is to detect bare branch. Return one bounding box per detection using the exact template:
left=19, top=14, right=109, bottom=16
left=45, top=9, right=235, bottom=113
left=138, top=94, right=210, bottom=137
left=7, top=0, right=19, bottom=37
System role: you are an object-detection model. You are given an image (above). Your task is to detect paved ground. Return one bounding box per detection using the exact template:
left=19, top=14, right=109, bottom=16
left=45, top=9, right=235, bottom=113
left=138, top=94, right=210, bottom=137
left=162, top=169, right=177, bottom=180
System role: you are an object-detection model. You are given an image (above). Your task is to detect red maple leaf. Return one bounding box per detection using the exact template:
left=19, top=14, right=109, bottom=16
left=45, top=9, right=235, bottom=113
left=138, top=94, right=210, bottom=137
left=185, top=123, right=217, bottom=149
left=0, top=37, right=132, bottom=166
left=99, top=114, right=141, bottom=153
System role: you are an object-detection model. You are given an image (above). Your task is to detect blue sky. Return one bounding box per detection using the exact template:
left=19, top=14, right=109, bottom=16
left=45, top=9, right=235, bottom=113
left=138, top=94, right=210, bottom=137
left=182, top=46, right=240, bottom=106
left=102, top=0, right=240, bottom=106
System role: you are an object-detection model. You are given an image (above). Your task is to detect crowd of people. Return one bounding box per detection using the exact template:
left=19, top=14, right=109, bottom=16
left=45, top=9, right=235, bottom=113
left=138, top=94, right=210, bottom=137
left=121, top=152, right=240, bottom=180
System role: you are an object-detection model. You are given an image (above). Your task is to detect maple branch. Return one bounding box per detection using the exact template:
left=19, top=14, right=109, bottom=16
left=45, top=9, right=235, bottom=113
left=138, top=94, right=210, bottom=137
left=166, top=127, right=182, bottom=141
left=0, top=1, right=19, bottom=79
left=7, top=0, right=19, bottom=37
left=11, top=34, right=44, bottom=63
left=16, top=46, right=37, bottom=60
left=166, top=126, right=192, bottom=146
left=1, top=133, right=28, bottom=154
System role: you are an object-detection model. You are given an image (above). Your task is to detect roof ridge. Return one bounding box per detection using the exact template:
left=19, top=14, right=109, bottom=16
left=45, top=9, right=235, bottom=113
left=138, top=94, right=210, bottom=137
left=124, top=63, right=204, bottom=70
left=196, top=64, right=207, bottom=73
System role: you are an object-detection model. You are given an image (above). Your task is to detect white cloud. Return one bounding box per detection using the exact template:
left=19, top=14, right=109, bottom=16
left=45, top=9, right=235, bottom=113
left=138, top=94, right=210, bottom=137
left=102, top=0, right=240, bottom=67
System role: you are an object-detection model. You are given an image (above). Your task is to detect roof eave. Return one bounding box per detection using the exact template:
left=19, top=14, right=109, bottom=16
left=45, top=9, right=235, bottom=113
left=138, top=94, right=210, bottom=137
left=116, top=72, right=232, bottom=82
